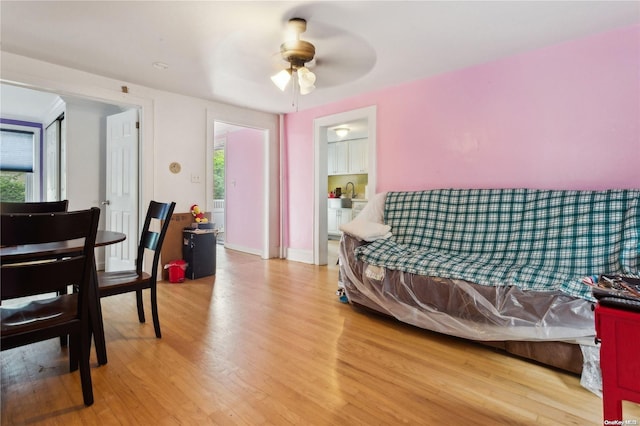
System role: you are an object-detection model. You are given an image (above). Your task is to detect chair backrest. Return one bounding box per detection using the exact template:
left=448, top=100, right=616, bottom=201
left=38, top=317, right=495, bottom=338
left=1, top=208, right=100, bottom=303
left=0, top=200, right=69, bottom=214
left=136, top=201, right=176, bottom=277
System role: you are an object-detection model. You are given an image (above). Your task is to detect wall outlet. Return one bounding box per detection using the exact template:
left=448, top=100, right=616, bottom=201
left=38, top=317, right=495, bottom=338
left=191, top=173, right=201, bottom=183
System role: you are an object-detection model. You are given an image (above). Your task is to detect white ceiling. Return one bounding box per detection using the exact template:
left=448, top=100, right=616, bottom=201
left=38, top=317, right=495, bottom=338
left=0, top=84, right=61, bottom=122
left=1, top=1, right=638, bottom=115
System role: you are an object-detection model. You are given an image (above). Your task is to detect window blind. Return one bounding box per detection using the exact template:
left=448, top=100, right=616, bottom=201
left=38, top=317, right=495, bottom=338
left=0, top=129, right=35, bottom=172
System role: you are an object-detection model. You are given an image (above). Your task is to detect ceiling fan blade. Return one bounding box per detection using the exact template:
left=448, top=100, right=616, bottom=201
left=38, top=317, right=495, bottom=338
left=311, top=33, right=376, bottom=88
left=215, top=7, right=377, bottom=94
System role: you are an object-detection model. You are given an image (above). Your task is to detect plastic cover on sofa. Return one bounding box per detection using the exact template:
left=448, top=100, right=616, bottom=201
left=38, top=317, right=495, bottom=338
left=339, top=234, right=601, bottom=393
left=340, top=234, right=596, bottom=343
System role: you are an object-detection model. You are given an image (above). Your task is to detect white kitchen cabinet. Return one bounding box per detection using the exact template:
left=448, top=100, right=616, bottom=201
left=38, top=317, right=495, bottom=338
left=328, top=138, right=368, bottom=175
left=348, top=138, right=368, bottom=174
left=328, top=208, right=353, bottom=236
left=327, top=141, right=349, bottom=175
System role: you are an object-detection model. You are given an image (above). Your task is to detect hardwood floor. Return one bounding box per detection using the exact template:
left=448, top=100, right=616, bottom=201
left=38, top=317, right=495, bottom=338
left=2, top=246, right=639, bottom=425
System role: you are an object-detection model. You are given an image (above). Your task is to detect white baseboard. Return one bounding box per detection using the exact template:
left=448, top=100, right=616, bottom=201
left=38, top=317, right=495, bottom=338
left=285, top=247, right=314, bottom=264
left=223, top=242, right=262, bottom=257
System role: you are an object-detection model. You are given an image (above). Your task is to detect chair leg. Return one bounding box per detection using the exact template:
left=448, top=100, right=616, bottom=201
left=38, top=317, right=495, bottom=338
left=79, top=324, right=94, bottom=406
left=136, top=290, right=145, bottom=323
left=89, top=267, right=108, bottom=365
left=68, top=333, right=79, bottom=372
left=150, top=284, right=162, bottom=338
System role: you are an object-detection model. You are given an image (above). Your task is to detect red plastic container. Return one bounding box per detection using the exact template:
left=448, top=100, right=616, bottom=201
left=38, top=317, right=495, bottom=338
left=166, top=259, right=187, bottom=283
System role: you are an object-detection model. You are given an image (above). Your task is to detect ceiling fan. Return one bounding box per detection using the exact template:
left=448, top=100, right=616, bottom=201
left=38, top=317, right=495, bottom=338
left=271, top=18, right=317, bottom=95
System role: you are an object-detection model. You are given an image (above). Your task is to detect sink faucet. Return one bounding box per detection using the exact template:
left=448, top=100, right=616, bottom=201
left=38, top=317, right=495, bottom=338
left=345, top=182, right=355, bottom=199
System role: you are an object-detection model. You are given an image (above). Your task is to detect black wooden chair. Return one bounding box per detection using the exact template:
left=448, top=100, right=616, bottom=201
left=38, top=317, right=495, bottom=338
left=97, top=201, right=176, bottom=338
left=1, top=208, right=100, bottom=406
left=1, top=200, right=72, bottom=345
left=0, top=200, right=69, bottom=214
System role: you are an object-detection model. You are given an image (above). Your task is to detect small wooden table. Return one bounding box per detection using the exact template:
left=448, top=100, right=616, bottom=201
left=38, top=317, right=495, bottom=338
left=1, top=230, right=126, bottom=365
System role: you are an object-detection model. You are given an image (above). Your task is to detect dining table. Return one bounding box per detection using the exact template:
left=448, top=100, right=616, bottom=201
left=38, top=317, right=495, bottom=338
left=0, top=230, right=126, bottom=365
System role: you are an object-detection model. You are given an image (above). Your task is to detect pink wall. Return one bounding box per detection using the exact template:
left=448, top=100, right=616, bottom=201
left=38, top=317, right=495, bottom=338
left=284, top=25, right=640, bottom=252
left=225, top=128, right=264, bottom=251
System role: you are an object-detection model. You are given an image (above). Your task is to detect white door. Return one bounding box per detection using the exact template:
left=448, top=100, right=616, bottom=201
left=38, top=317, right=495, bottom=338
left=105, top=109, right=139, bottom=271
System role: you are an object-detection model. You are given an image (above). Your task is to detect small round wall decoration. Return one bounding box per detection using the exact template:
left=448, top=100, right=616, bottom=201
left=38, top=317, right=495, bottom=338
left=169, top=162, right=181, bottom=174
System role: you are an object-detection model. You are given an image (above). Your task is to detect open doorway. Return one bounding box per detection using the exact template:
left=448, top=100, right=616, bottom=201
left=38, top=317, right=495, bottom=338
left=313, top=106, right=377, bottom=265
left=1, top=83, right=144, bottom=271
left=212, top=121, right=268, bottom=256
left=212, top=134, right=226, bottom=244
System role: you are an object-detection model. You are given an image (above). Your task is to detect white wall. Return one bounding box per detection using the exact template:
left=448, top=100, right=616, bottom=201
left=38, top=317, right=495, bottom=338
left=1, top=51, right=281, bottom=258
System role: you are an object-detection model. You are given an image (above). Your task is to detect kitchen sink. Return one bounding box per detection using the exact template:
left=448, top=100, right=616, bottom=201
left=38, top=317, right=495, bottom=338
left=328, top=198, right=352, bottom=208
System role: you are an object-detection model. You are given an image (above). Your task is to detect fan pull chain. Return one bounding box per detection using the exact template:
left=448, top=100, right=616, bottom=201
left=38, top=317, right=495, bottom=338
left=291, top=69, right=299, bottom=112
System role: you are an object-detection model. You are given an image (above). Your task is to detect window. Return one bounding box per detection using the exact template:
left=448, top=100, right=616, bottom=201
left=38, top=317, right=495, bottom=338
left=0, top=121, right=42, bottom=202
left=0, top=129, right=35, bottom=172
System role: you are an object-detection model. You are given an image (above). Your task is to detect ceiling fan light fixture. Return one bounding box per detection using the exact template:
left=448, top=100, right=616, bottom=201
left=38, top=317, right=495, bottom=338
left=271, top=68, right=292, bottom=91
left=299, top=83, right=315, bottom=95
left=280, top=40, right=315, bottom=65
left=298, top=67, right=316, bottom=84
left=272, top=18, right=319, bottom=100
left=297, top=67, right=316, bottom=95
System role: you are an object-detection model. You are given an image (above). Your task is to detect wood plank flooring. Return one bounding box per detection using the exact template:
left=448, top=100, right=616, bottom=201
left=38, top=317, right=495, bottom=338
left=2, top=245, right=639, bottom=425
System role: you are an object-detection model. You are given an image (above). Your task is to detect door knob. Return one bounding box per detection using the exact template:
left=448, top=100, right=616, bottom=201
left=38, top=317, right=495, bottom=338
left=101, top=200, right=110, bottom=206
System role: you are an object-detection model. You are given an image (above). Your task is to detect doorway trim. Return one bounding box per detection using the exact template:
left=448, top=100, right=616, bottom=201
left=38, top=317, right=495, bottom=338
left=205, top=109, right=279, bottom=259
left=313, top=105, right=377, bottom=265
left=0, top=79, right=153, bottom=219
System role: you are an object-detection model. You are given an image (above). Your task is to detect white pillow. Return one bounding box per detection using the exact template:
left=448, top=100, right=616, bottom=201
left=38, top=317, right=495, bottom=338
left=356, top=192, right=387, bottom=224
left=339, top=220, right=391, bottom=242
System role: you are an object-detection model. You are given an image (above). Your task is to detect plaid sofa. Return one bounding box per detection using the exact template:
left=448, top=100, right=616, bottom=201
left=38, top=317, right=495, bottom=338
left=355, top=188, right=640, bottom=301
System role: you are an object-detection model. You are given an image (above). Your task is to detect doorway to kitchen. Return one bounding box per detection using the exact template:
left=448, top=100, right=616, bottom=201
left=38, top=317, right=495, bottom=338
left=313, top=105, right=377, bottom=265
